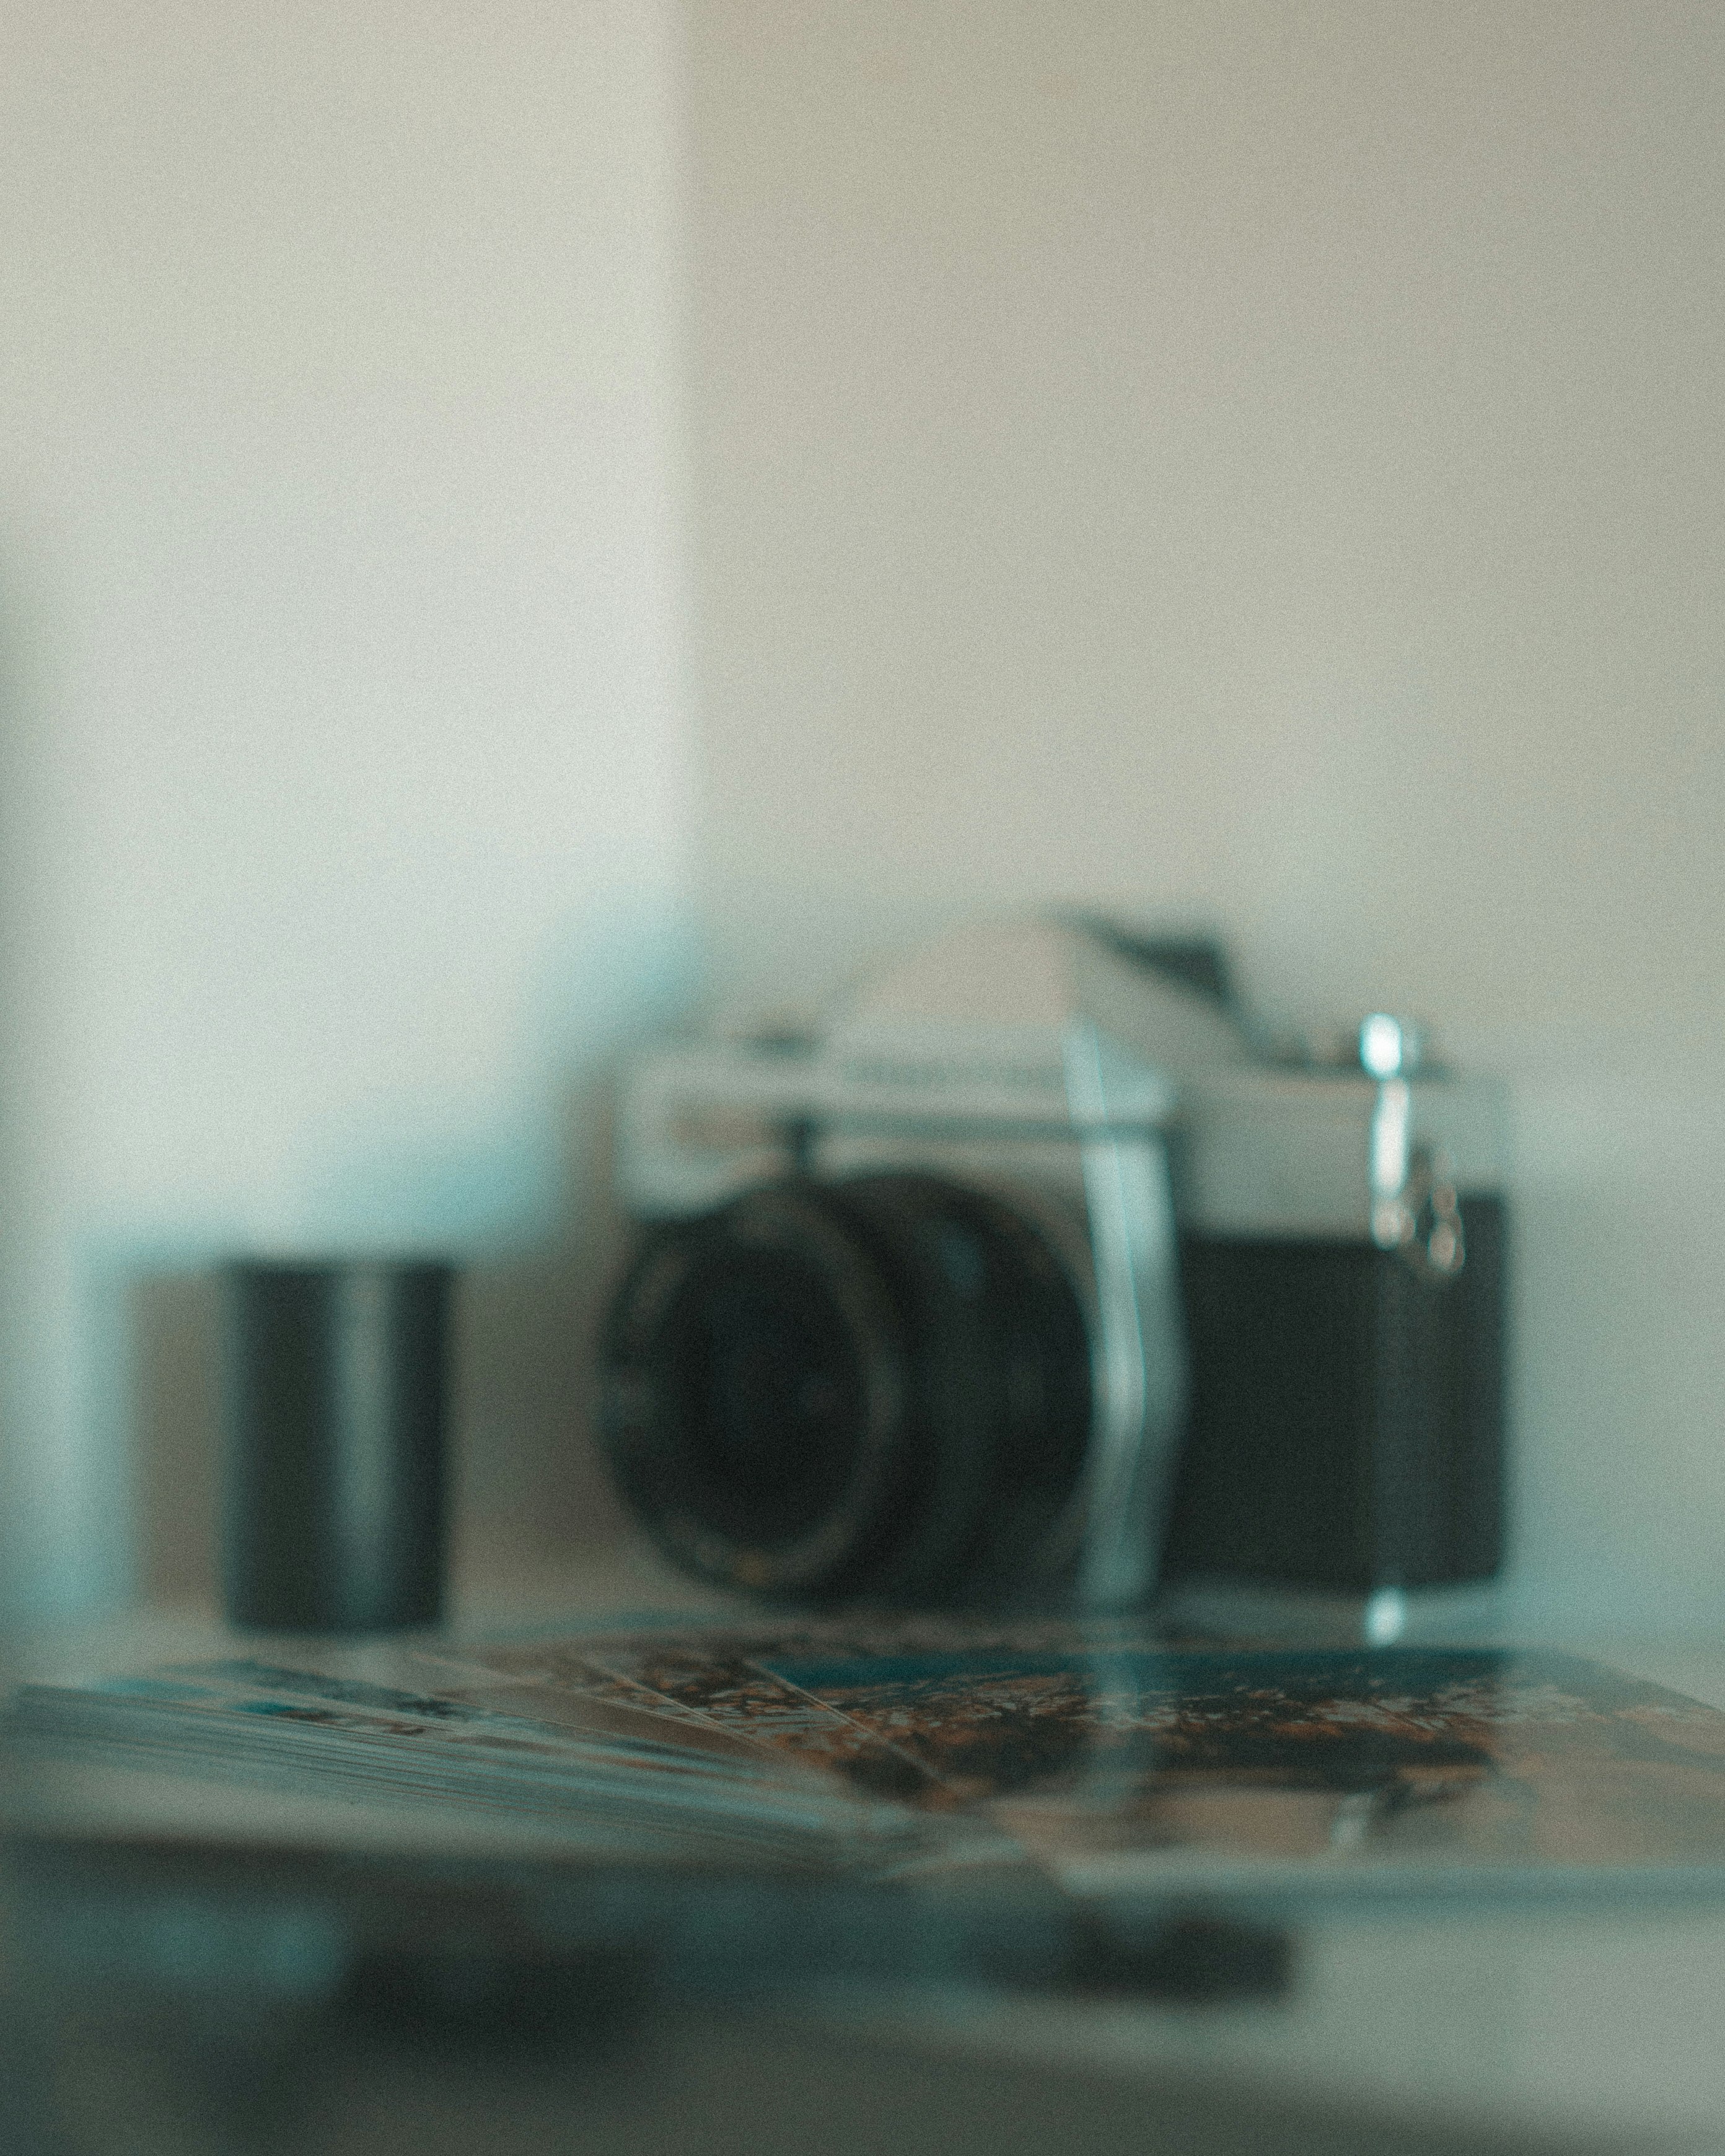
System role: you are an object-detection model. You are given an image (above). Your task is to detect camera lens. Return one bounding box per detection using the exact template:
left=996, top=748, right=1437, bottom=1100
left=662, top=1248, right=876, bottom=1545
left=600, top=1183, right=908, bottom=1596
left=598, top=1177, right=1092, bottom=1606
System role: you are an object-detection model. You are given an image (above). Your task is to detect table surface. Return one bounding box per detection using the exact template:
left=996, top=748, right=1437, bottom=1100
left=11, top=1568, right=1725, bottom=2156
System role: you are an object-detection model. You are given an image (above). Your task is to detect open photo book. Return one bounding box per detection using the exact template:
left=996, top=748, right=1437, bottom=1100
left=14, top=1617, right=1725, bottom=1906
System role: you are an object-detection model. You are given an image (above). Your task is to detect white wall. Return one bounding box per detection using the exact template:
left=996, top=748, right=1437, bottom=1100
left=6, top=1, right=1721, bottom=1641
left=0, top=1, right=689, bottom=1621
left=685, top=2, right=1725, bottom=1636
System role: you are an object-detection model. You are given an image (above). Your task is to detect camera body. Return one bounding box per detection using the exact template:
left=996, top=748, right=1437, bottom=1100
left=597, top=919, right=1506, bottom=1621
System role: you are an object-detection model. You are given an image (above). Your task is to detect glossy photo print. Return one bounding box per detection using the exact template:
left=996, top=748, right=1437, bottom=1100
left=19, top=1620, right=1725, bottom=1904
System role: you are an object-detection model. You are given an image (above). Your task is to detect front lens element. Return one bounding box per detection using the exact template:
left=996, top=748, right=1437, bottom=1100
left=599, top=1184, right=908, bottom=1598
left=598, top=1173, right=1094, bottom=1607
left=664, top=1248, right=868, bottom=1546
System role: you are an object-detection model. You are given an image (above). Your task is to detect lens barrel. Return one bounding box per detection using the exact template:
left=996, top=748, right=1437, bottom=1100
left=597, top=1175, right=1091, bottom=1606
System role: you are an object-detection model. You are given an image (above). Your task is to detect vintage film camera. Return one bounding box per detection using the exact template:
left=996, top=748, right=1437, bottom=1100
left=596, top=919, right=1506, bottom=1634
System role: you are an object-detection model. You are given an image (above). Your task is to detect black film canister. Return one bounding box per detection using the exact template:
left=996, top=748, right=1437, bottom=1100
left=221, top=1260, right=452, bottom=1632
